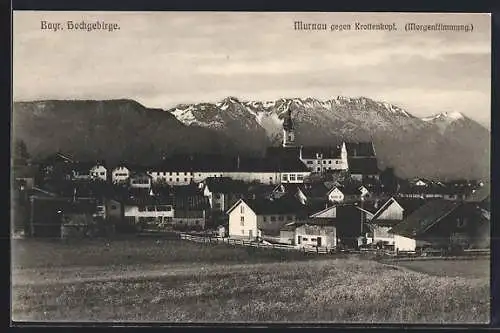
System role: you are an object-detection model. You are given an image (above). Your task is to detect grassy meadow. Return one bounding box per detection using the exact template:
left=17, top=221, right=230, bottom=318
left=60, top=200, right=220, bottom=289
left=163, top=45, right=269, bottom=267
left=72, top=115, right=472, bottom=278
left=12, top=238, right=490, bottom=323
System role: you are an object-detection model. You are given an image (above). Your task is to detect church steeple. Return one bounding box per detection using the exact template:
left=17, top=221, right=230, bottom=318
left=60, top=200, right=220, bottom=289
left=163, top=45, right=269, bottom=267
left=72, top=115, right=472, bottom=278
left=282, top=107, right=295, bottom=147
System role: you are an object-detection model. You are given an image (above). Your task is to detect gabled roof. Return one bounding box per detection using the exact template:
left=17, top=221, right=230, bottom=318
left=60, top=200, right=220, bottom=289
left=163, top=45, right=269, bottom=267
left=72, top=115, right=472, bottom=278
left=389, top=199, right=461, bottom=238
left=345, top=142, right=375, bottom=157
left=174, top=195, right=210, bottom=211
left=228, top=196, right=304, bottom=216
left=348, top=158, right=379, bottom=175
left=265, top=146, right=301, bottom=160
left=300, top=146, right=342, bottom=159
left=123, top=194, right=174, bottom=206
left=339, top=183, right=363, bottom=195
left=298, top=183, right=330, bottom=198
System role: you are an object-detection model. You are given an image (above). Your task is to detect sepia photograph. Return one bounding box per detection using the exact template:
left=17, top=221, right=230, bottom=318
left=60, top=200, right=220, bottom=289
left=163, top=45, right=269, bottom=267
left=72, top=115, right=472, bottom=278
left=11, top=11, right=491, bottom=324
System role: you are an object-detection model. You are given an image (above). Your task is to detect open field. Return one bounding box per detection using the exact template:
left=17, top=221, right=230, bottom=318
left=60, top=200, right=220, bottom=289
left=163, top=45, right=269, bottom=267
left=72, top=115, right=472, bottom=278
left=12, top=238, right=490, bottom=323
left=387, top=258, right=490, bottom=279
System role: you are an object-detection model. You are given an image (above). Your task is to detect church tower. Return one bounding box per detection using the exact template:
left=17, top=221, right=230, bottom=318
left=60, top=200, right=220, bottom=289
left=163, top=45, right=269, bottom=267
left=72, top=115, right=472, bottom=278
left=282, top=107, right=295, bottom=147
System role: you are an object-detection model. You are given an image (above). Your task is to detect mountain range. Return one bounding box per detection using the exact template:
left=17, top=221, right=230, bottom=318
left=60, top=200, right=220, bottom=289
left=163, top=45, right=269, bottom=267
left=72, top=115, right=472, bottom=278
left=12, top=97, right=490, bottom=180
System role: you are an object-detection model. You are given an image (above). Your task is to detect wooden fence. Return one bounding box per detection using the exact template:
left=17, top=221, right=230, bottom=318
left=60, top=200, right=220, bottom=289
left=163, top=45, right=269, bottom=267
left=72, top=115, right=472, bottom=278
left=179, top=233, right=333, bottom=254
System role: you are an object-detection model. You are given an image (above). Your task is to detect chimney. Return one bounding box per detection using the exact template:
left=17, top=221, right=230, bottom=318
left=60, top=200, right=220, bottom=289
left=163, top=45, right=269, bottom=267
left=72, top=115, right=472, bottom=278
left=73, top=187, right=77, bottom=202
left=374, top=199, right=379, bottom=209
left=237, top=155, right=240, bottom=170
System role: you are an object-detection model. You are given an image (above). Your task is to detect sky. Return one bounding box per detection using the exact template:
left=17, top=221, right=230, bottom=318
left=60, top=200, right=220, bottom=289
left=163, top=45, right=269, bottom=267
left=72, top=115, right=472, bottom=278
left=13, top=11, right=491, bottom=127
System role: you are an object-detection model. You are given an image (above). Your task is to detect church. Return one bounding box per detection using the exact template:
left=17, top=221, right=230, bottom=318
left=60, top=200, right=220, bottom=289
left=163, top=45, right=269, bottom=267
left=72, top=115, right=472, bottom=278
left=266, top=107, right=380, bottom=182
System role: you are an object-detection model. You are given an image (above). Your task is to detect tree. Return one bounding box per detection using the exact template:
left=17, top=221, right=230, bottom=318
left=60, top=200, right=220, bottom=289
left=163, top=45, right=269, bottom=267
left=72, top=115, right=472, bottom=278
left=380, top=167, right=399, bottom=194
left=13, top=139, right=30, bottom=166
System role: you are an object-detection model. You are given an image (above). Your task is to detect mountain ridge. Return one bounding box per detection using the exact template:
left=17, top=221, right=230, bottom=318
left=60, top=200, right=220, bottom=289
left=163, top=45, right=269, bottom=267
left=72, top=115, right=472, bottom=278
left=12, top=97, right=490, bottom=180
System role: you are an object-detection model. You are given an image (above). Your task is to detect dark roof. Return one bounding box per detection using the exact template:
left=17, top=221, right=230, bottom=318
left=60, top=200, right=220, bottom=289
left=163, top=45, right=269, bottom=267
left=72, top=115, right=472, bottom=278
left=300, top=146, right=342, bottom=159
left=204, top=177, right=248, bottom=194
left=389, top=199, right=461, bottom=238
left=174, top=195, right=210, bottom=210
left=152, top=155, right=309, bottom=173
left=265, top=147, right=300, bottom=160
left=235, top=196, right=304, bottom=215
left=348, top=158, right=379, bottom=175
left=339, top=183, right=363, bottom=195
left=345, top=142, right=375, bottom=157
left=298, top=183, right=329, bottom=198
left=123, top=194, right=174, bottom=206
left=370, top=197, right=428, bottom=223
left=280, top=219, right=335, bottom=231
left=71, top=162, right=95, bottom=173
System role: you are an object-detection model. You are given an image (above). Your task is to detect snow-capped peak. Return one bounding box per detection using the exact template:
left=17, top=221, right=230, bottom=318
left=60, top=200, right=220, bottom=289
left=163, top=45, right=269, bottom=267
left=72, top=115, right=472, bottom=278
left=422, top=111, right=464, bottom=122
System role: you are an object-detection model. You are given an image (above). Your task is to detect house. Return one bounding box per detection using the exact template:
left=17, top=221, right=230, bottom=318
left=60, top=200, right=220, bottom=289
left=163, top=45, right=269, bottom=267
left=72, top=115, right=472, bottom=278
left=122, top=194, right=174, bottom=228
left=37, top=152, right=74, bottom=183
left=347, top=158, right=379, bottom=182
left=129, top=171, right=152, bottom=189
left=90, top=163, right=107, bottom=182
left=338, top=183, right=370, bottom=202
left=367, top=197, right=427, bottom=247
left=326, top=186, right=345, bottom=203
left=389, top=199, right=489, bottom=252
left=296, top=182, right=330, bottom=205
left=271, top=183, right=300, bottom=199
left=280, top=220, right=337, bottom=248
left=226, top=196, right=305, bottom=241
left=12, top=164, right=37, bottom=190
left=308, top=203, right=372, bottom=249
left=172, top=193, right=210, bottom=230
left=111, top=165, right=130, bottom=184
left=26, top=187, right=97, bottom=238
left=202, top=177, right=248, bottom=212
left=298, top=144, right=348, bottom=174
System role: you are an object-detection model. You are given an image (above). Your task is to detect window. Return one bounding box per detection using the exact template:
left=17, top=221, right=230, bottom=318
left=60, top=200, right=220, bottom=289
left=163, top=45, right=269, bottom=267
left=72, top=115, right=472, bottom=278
left=138, top=206, right=146, bottom=212
left=111, top=205, right=117, bottom=210
left=317, top=167, right=321, bottom=172
left=240, top=205, right=244, bottom=214
left=184, top=172, right=187, bottom=175
left=176, top=178, right=179, bottom=182
left=278, top=215, right=284, bottom=221
left=302, top=237, right=308, bottom=241
left=157, top=206, right=167, bottom=211
left=336, top=161, right=340, bottom=164
left=184, top=178, right=188, bottom=182
left=176, top=172, right=179, bottom=176
left=323, top=161, right=327, bottom=164
left=297, top=175, right=304, bottom=181
left=287, top=215, right=293, bottom=221
left=263, top=216, right=267, bottom=222
left=307, top=161, right=313, bottom=165
left=166, top=206, right=172, bottom=211
left=270, top=216, right=276, bottom=222
left=310, top=238, right=316, bottom=242
left=195, top=220, right=199, bottom=225
left=169, top=172, right=172, bottom=176
left=169, top=178, right=172, bottom=182
left=240, top=216, right=245, bottom=226
left=289, top=174, right=296, bottom=181
left=147, top=206, right=155, bottom=212
left=282, top=174, right=288, bottom=181
left=328, top=161, right=332, bottom=164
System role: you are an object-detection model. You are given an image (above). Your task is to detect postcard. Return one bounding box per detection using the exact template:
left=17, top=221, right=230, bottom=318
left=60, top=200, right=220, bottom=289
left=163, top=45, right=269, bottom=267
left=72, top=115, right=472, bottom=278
left=11, top=11, right=491, bottom=324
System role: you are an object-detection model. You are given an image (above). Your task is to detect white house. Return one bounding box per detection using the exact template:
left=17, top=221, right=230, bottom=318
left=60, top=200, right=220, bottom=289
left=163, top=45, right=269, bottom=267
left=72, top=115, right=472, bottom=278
left=299, top=144, right=348, bottom=174
left=327, top=187, right=345, bottom=203
left=90, top=164, right=107, bottom=182
left=112, top=166, right=130, bottom=184
left=129, top=172, right=152, bottom=189
left=280, top=221, right=337, bottom=248
left=226, top=197, right=303, bottom=240
left=367, top=197, right=426, bottom=247
left=123, top=196, right=174, bottom=226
